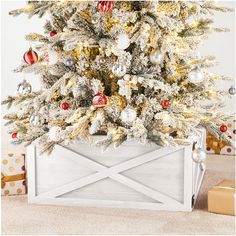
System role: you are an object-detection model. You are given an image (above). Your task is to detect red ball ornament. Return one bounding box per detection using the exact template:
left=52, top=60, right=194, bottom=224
left=161, top=100, right=169, bottom=109
left=23, top=48, right=38, bottom=65
left=92, top=93, right=107, bottom=108
left=61, top=102, right=69, bottom=110
left=220, top=124, right=227, bottom=133
left=97, top=1, right=113, bottom=12
left=12, top=133, right=17, bottom=139
left=50, top=31, right=57, bottom=37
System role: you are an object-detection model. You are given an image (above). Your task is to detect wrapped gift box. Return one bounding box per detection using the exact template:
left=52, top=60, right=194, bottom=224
left=208, top=179, right=235, bottom=216
left=1, top=153, right=27, bottom=196
left=206, top=119, right=236, bottom=156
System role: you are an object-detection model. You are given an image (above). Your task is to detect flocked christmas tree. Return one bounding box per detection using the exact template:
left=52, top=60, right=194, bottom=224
left=2, top=0, right=235, bottom=154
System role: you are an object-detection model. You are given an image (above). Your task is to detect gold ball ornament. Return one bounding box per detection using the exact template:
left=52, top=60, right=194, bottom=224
left=109, top=95, right=127, bottom=109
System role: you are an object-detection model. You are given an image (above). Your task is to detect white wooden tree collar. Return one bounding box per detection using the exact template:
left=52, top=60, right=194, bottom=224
left=27, top=129, right=205, bottom=211
left=38, top=145, right=183, bottom=207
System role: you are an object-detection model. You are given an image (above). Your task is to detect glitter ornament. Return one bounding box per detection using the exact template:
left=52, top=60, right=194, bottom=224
left=48, top=126, right=62, bottom=142
left=17, top=80, right=32, bottom=95
left=92, top=93, right=107, bottom=108
left=23, top=48, right=38, bottom=65
left=112, top=64, right=127, bottom=77
left=115, top=32, right=130, bottom=50
left=50, top=31, right=57, bottom=37
left=61, top=102, right=70, bottom=110
left=188, top=68, right=205, bottom=83
left=192, top=148, right=206, bottom=163
left=149, top=50, right=164, bottom=64
left=12, top=133, right=17, bottom=139
left=220, top=124, right=227, bottom=133
left=121, top=106, right=137, bottom=123
left=109, top=95, right=127, bottom=109
left=29, top=113, right=42, bottom=126
left=65, top=57, right=74, bottom=67
left=161, top=100, right=169, bottom=109
left=228, top=86, right=236, bottom=95
left=98, top=1, right=113, bottom=12
left=45, top=50, right=59, bottom=65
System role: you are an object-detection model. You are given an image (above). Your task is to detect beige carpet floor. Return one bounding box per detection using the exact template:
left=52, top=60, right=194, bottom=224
left=1, top=155, right=235, bottom=235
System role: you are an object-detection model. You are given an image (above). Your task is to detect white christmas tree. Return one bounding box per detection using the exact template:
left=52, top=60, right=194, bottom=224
left=2, top=0, right=235, bottom=154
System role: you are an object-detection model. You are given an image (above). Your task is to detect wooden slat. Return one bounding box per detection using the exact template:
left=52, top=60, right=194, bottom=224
left=111, top=174, right=183, bottom=207
left=27, top=145, right=37, bottom=201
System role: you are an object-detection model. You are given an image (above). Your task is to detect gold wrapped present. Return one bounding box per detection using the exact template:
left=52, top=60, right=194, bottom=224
left=206, top=119, right=236, bottom=155
left=208, top=179, right=235, bottom=216
left=1, top=153, right=27, bottom=196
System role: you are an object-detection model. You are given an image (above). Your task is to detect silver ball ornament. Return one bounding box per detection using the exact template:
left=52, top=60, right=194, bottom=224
left=99, top=57, right=106, bottom=64
left=121, top=106, right=137, bottom=123
left=188, top=69, right=205, bottom=83
left=65, top=58, right=74, bottom=67
left=29, top=113, right=42, bottom=126
left=149, top=50, right=164, bottom=64
left=112, top=64, right=127, bottom=77
left=17, top=80, right=32, bottom=95
left=228, top=86, right=236, bottom=95
left=48, top=126, right=62, bottom=142
left=192, top=148, right=206, bottom=163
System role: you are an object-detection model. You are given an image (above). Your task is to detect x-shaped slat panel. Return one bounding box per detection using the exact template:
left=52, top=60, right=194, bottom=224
left=38, top=145, right=184, bottom=207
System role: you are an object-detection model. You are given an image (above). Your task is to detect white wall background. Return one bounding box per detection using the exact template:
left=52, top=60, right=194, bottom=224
left=1, top=1, right=235, bottom=154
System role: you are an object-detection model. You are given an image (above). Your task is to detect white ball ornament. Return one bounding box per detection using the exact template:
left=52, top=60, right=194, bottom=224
left=48, top=126, right=62, bottom=142
left=45, top=50, right=59, bottom=65
left=192, top=148, right=206, bottom=163
left=115, top=32, right=130, bottom=50
left=188, top=69, right=205, bottom=83
left=112, top=64, right=127, bottom=77
left=121, top=106, right=137, bottom=123
left=149, top=50, right=164, bottom=64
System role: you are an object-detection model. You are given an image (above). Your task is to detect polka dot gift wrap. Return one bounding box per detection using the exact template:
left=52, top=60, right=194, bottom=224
left=206, top=119, right=236, bottom=156
left=1, top=153, right=27, bottom=196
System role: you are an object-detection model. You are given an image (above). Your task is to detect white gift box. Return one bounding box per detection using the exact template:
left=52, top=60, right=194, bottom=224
left=27, top=128, right=206, bottom=212
left=1, top=153, right=27, bottom=196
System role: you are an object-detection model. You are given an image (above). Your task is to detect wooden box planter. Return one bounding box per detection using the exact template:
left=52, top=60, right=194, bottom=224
left=27, top=129, right=206, bottom=211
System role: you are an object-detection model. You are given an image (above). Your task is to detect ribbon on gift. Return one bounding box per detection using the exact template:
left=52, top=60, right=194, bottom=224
left=213, top=185, right=236, bottom=191
left=1, top=173, right=26, bottom=189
